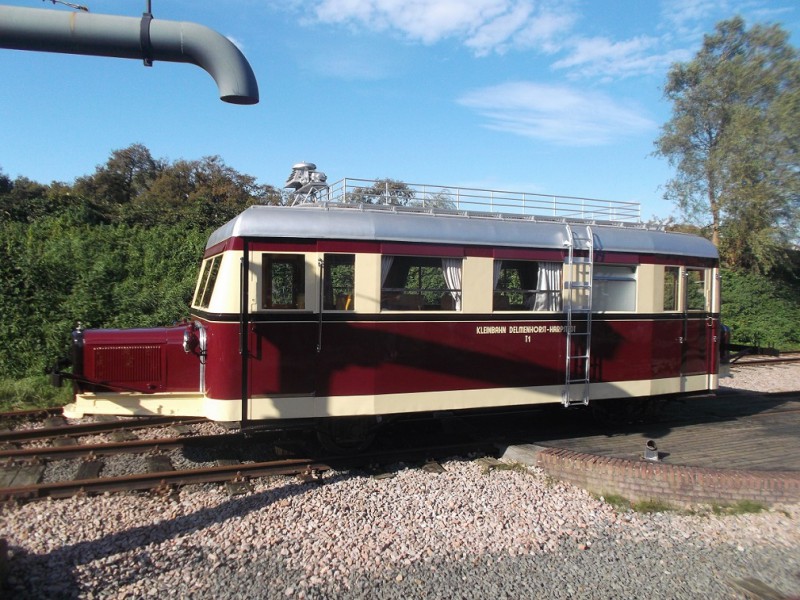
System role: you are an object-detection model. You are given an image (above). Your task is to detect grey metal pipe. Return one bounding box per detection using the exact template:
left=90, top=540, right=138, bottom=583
left=0, top=5, right=259, bottom=104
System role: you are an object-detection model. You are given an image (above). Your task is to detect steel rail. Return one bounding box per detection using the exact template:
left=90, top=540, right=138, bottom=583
left=0, top=432, right=233, bottom=461
left=730, top=355, right=800, bottom=367
left=1, top=442, right=497, bottom=501
left=0, top=457, right=326, bottom=501
left=0, top=407, right=63, bottom=420
left=0, top=416, right=208, bottom=443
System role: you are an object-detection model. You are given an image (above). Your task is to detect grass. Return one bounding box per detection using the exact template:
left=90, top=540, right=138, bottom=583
left=0, top=375, right=72, bottom=412
left=596, top=492, right=771, bottom=516
left=599, top=493, right=633, bottom=510
left=632, top=499, right=675, bottom=513
left=710, top=500, right=766, bottom=516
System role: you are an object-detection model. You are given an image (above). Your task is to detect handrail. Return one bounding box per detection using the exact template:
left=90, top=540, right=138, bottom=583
left=315, top=177, right=641, bottom=223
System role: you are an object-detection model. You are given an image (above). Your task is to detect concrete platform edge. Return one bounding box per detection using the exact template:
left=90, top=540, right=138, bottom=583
left=499, top=443, right=800, bottom=507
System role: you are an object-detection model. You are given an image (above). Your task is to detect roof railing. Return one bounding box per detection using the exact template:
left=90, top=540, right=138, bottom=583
left=312, top=178, right=641, bottom=224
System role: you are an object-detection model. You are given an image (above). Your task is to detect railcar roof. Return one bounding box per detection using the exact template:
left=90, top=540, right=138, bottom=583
left=206, top=204, right=718, bottom=260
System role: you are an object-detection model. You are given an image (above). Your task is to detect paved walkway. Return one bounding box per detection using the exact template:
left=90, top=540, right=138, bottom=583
left=496, top=390, right=800, bottom=505
left=532, top=391, right=800, bottom=471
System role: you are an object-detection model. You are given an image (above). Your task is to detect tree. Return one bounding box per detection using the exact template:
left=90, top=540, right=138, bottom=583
left=0, top=168, right=11, bottom=196
left=654, top=17, right=800, bottom=273
left=348, top=178, right=416, bottom=206
left=135, top=155, right=281, bottom=227
left=73, top=143, right=162, bottom=222
left=71, top=145, right=280, bottom=227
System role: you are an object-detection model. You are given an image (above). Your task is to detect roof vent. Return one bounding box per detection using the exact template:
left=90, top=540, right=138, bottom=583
left=285, top=162, right=328, bottom=205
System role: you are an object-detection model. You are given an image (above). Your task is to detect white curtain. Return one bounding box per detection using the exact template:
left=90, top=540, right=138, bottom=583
left=441, top=258, right=462, bottom=310
left=380, top=256, right=394, bottom=288
left=493, top=260, right=503, bottom=288
left=533, top=262, right=562, bottom=311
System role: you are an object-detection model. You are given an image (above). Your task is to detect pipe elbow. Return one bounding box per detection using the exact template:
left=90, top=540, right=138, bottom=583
left=0, top=6, right=259, bottom=105
left=150, top=20, right=259, bottom=105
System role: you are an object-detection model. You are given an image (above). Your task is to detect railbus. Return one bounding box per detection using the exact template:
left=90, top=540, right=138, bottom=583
left=60, top=163, right=722, bottom=444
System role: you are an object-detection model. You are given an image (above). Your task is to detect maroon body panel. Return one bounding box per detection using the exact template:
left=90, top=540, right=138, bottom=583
left=78, top=325, right=201, bottom=393
left=195, top=315, right=719, bottom=401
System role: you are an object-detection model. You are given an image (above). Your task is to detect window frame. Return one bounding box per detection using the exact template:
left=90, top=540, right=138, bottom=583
left=492, top=259, right=562, bottom=312
left=193, top=255, right=222, bottom=309
left=685, top=267, right=709, bottom=312
left=662, top=266, right=680, bottom=312
left=592, top=264, right=637, bottom=313
left=380, top=255, right=462, bottom=312
left=262, top=253, right=306, bottom=310
left=322, top=253, right=355, bottom=311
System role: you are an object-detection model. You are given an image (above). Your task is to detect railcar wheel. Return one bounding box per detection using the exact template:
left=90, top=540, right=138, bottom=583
left=316, top=417, right=378, bottom=454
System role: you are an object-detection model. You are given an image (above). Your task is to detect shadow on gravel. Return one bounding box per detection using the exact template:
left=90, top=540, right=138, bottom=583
left=5, top=473, right=353, bottom=599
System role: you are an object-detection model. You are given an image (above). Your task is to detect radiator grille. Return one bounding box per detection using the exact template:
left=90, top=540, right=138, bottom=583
left=93, top=345, right=162, bottom=382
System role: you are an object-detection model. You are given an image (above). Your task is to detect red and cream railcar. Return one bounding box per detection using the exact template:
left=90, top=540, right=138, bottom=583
left=63, top=171, right=722, bottom=429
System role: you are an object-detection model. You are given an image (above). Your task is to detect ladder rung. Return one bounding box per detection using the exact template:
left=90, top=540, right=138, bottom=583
left=567, top=354, right=590, bottom=360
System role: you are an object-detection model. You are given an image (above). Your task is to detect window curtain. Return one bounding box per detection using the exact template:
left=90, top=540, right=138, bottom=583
left=441, top=258, right=462, bottom=310
left=493, top=260, right=503, bottom=288
left=533, top=262, right=562, bottom=311
left=380, top=256, right=394, bottom=288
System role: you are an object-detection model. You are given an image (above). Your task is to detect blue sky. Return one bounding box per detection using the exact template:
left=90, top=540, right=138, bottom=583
left=1, top=0, right=798, bottom=221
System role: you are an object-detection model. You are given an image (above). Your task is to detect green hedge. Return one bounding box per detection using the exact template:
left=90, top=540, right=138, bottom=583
left=720, top=268, right=800, bottom=351
left=0, top=217, right=208, bottom=379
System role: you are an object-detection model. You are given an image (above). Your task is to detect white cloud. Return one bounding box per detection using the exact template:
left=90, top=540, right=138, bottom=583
left=553, top=35, right=690, bottom=80
left=458, top=81, right=656, bottom=146
left=659, top=0, right=730, bottom=39
left=308, top=0, right=575, bottom=55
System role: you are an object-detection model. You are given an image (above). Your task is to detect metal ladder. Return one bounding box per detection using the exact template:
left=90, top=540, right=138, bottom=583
left=563, top=224, right=594, bottom=407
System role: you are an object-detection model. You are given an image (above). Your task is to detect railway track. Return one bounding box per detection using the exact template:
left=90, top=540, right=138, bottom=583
left=2, top=365, right=797, bottom=504
left=0, top=439, right=494, bottom=502
left=0, top=407, right=496, bottom=502
left=0, top=414, right=208, bottom=444
left=729, top=350, right=800, bottom=366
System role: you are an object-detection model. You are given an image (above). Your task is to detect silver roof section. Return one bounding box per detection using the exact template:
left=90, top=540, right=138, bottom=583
left=207, top=203, right=718, bottom=260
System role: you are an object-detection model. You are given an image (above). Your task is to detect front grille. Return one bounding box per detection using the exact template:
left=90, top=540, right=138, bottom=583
left=93, top=345, right=162, bottom=383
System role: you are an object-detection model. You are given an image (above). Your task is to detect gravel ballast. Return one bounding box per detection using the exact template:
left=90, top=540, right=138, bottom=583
left=2, top=364, right=799, bottom=599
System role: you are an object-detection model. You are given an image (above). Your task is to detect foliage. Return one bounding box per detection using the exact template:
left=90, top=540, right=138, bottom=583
left=347, top=178, right=416, bottom=206
left=0, top=217, right=209, bottom=379
left=2, top=143, right=281, bottom=229
left=710, top=500, right=765, bottom=516
left=654, top=17, right=800, bottom=274
left=720, top=268, right=800, bottom=350
left=0, top=376, right=72, bottom=412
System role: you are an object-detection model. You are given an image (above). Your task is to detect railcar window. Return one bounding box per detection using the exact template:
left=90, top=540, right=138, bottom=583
left=593, top=265, right=636, bottom=312
left=493, top=260, right=562, bottom=311
left=263, top=254, right=306, bottom=309
left=323, top=254, right=355, bottom=311
left=686, top=269, right=708, bottom=312
left=381, top=256, right=462, bottom=311
left=663, top=267, right=680, bottom=311
left=193, top=255, right=222, bottom=309
left=193, top=260, right=212, bottom=307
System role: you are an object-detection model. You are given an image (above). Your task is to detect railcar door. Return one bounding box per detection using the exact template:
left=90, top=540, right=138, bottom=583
left=681, top=267, right=713, bottom=388
left=243, top=248, right=318, bottom=425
